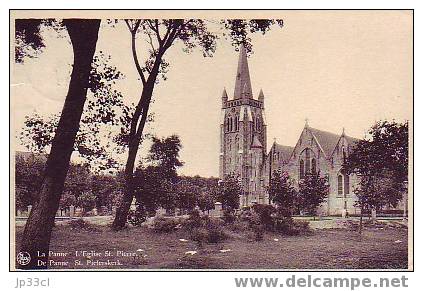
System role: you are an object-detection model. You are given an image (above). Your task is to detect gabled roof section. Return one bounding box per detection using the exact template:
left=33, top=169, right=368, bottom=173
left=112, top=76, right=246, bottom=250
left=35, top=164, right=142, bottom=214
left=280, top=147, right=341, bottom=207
left=328, top=133, right=360, bottom=157
left=345, top=135, right=360, bottom=146
left=308, top=127, right=341, bottom=158
left=271, top=143, right=294, bottom=162
left=233, top=45, right=253, bottom=100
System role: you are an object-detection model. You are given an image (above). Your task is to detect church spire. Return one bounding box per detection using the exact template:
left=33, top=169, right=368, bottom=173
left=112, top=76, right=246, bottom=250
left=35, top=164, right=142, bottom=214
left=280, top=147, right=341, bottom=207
left=233, top=44, right=253, bottom=99
left=221, top=87, right=228, bottom=107
left=258, top=89, right=264, bottom=102
left=222, top=87, right=228, bottom=99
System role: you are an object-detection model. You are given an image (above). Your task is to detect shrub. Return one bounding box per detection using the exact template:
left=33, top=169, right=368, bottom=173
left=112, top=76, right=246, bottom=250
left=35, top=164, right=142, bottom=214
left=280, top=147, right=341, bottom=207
left=188, top=215, right=227, bottom=244
left=274, top=216, right=310, bottom=236
left=293, top=220, right=311, bottom=233
left=227, top=219, right=250, bottom=232
left=249, top=212, right=264, bottom=241
left=128, top=207, right=147, bottom=226
left=252, top=204, right=276, bottom=231
left=204, top=218, right=227, bottom=243
left=222, top=208, right=237, bottom=224
left=274, top=216, right=295, bottom=234
left=190, top=228, right=209, bottom=246
left=183, top=209, right=203, bottom=230
left=152, top=216, right=180, bottom=233
left=239, top=208, right=253, bottom=222
left=68, top=218, right=99, bottom=232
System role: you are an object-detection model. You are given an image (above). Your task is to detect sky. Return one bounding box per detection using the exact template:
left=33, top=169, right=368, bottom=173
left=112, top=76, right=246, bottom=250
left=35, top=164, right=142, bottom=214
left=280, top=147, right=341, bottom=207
left=11, top=10, right=413, bottom=177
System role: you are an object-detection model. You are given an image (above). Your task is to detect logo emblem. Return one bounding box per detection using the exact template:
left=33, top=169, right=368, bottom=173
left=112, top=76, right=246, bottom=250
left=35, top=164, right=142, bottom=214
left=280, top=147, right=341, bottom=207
left=17, top=252, right=31, bottom=266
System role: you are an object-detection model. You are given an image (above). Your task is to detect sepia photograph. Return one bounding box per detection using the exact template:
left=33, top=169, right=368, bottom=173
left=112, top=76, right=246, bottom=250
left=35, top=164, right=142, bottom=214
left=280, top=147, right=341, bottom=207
left=10, top=10, right=412, bottom=271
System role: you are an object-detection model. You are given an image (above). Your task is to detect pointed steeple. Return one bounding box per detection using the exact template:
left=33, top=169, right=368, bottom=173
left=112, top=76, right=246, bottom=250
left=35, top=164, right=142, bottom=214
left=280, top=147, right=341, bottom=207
left=221, top=88, right=228, bottom=107
left=222, top=87, right=228, bottom=100
left=258, top=89, right=264, bottom=102
left=233, top=45, right=253, bottom=99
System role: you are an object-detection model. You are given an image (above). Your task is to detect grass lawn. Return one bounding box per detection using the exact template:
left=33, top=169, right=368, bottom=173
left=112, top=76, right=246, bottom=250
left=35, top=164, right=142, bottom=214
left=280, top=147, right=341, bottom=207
left=14, top=222, right=408, bottom=270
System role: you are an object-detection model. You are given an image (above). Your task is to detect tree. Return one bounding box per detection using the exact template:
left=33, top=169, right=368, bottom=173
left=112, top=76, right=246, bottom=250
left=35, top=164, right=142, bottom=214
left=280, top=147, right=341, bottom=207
left=63, top=164, right=92, bottom=199
left=175, top=180, right=201, bottom=213
left=130, top=135, right=183, bottom=222
left=15, top=153, right=46, bottom=212
left=297, top=172, right=329, bottom=218
left=77, top=191, right=97, bottom=214
left=112, top=19, right=284, bottom=229
left=20, top=52, right=127, bottom=173
left=176, top=175, right=219, bottom=212
left=58, top=192, right=76, bottom=211
left=15, top=152, right=94, bottom=213
left=17, top=19, right=101, bottom=269
left=343, top=120, right=408, bottom=231
left=268, top=170, right=297, bottom=217
left=91, top=174, right=121, bottom=211
left=197, top=192, right=216, bottom=213
left=217, top=174, right=242, bottom=210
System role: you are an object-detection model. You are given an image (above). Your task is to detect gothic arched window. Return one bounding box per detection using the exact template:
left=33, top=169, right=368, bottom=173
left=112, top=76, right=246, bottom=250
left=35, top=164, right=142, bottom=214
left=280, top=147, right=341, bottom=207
left=235, top=115, right=239, bottom=131
left=305, top=148, right=311, bottom=173
left=311, top=158, right=316, bottom=174
left=226, top=117, right=230, bottom=132
left=342, top=148, right=347, bottom=163
left=344, top=174, right=350, bottom=195
left=337, top=175, right=343, bottom=196
left=299, top=159, right=305, bottom=179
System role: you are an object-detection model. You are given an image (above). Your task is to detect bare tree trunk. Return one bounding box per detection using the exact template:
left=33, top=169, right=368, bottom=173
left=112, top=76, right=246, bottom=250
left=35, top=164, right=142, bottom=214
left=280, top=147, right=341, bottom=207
left=359, top=206, right=363, bottom=235
left=18, top=19, right=100, bottom=269
left=111, top=143, right=138, bottom=229
left=112, top=82, right=156, bottom=230
left=111, top=26, right=166, bottom=228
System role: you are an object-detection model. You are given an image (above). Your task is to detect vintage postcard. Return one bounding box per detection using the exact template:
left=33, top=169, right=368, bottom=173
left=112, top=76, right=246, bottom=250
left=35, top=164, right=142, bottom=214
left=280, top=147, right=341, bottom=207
left=10, top=10, right=413, bottom=271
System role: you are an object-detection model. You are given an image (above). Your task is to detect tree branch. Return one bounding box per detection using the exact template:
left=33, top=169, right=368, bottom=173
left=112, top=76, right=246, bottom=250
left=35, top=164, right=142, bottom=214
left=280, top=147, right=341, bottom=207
left=147, top=20, right=162, bottom=46
left=125, top=19, right=146, bottom=85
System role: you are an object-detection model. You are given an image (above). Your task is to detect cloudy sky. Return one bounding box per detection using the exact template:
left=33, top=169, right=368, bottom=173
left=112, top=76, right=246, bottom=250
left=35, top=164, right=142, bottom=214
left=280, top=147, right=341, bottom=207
left=11, top=10, right=413, bottom=177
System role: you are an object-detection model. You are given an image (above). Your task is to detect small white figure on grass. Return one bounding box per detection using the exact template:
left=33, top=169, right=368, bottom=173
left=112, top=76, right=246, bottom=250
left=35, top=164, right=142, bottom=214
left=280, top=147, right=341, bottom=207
left=220, top=249, right=232, bottom=253
left=179, top=239, right=188, bottom=242
left=185, top=251, right=197, bottom=255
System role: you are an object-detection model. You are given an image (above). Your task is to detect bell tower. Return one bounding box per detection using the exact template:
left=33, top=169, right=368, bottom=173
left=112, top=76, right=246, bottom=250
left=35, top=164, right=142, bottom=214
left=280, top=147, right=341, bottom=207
left=219, top=45, right=267, bottom=207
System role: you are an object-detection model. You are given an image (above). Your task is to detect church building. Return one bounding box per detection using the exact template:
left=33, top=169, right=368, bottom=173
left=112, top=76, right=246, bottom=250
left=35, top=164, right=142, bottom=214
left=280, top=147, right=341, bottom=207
left=219, top=46, right=360, bottom=215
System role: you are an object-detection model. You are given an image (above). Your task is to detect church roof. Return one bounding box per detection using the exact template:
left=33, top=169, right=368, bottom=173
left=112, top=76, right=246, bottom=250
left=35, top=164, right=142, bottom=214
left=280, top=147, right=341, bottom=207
left=251, top=135, right=263, bottom=148
left=308, top=127, right=341, bottom=157
left=272, top=143, right=294, bottom=162
left=308, top=127, right=359, bottom=157
left=233, top=45, right=253, bottom=100
left=344, top=135, right=360, bottom=145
